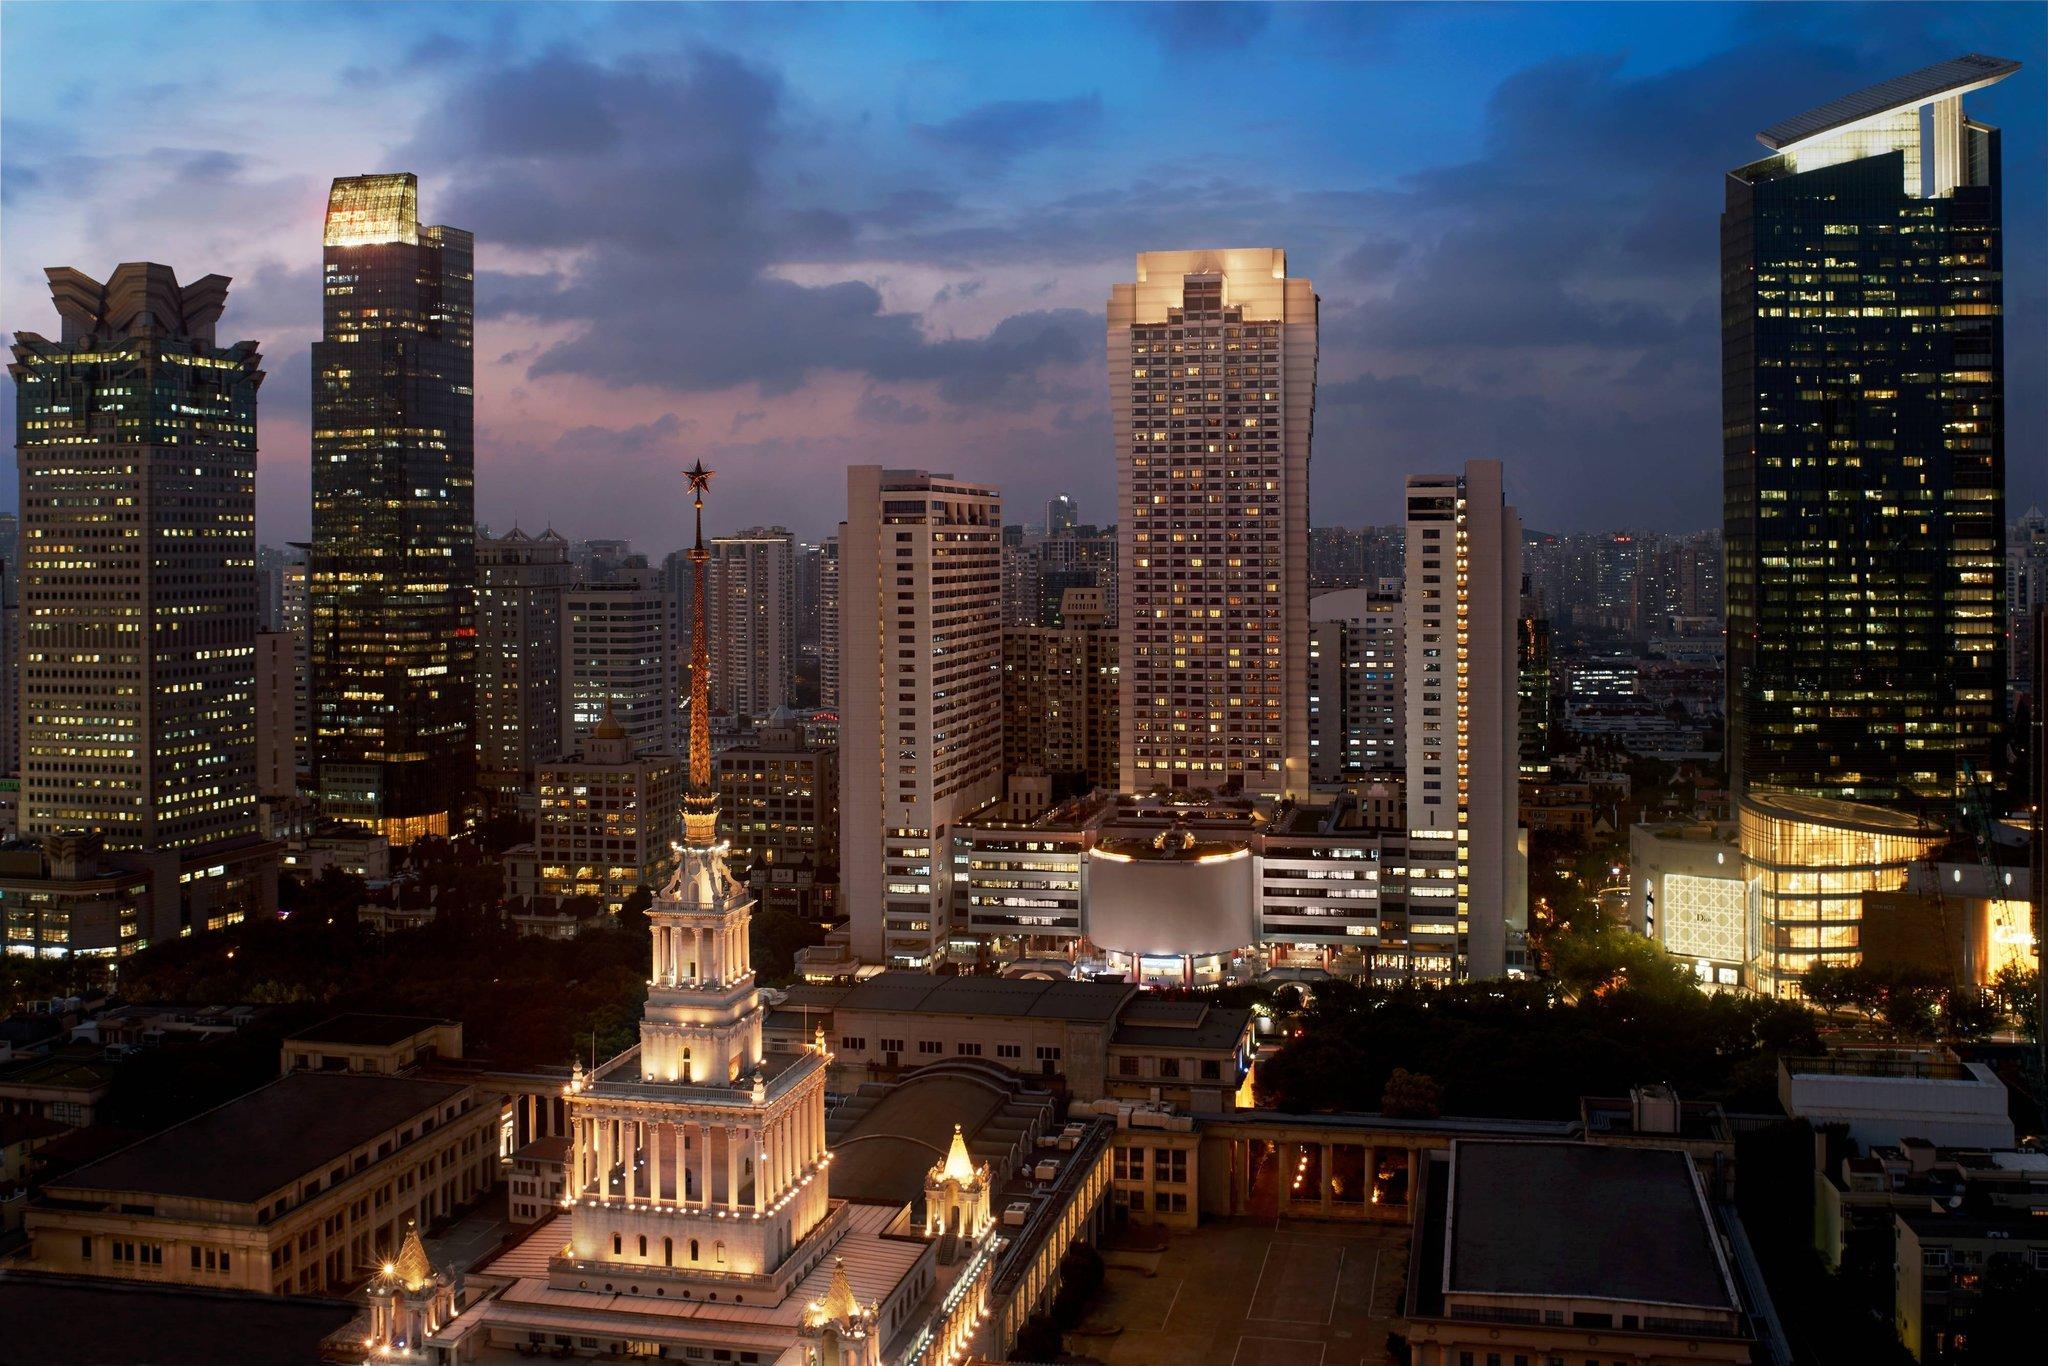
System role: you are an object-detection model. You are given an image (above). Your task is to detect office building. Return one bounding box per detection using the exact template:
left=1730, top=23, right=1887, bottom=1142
left=1308, top=526, right=1366, bottom=592
left=1724, top=56, right=2016, bottom=806
left=564, top=572, right=679, bottom=760
left=840, top=467, right=1004, bottom=966
left=310, top=173, right=476, bottom=843
left=1404, top=460, right=1524, bottom=978
left=523, top=706, right=683, bottom=916
left=1307, top=585, right=1404, bottom=782
left=280, top=561, right=310, bottom=779
left=707, top=525, right=796, bottom=725
left=1110, top=249, right=1317, bottom=797
left=476, top=528, right=569, bottom=811
left=11, top=263, right=263, bottom=854
left=2009, top=507, right=2047, bottom=702
left=1001, top=586, right=1120, bottom=796
left=1046, top=491, right=1077, bottom=535
left=714, top=720, right=838, bottom=917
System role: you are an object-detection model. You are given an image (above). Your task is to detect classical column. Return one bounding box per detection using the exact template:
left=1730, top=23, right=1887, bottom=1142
left=752, top=1125, right=765, bottom=1214
left=597, top=1116, right=613, bottom=1201
left=701, top=1122, right=715, bottom=1207
left=624, top=1120, right=638, bottom=1204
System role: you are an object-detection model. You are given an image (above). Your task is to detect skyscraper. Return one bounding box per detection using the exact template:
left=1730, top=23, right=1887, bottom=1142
left=816, top=535, right=839, bottom=711
left=839, top=467, right=1003, bottom=966
left=476, top=529, right=570, bottom=811
left=1046, top=492, right=1077, bottom=534
left=310, top=173, right=476, bottom=843
left=1724, top=55, right=2016, bottom=807
left=565, top=572, right=679, bottom=760
left=11, top=264, right=262, bottom=853
left=707, top=526, right=796, bottom=725
left=1405, top=460, right=1524, bottom=979
left=1001, top=585, right=1120, bottom=795
left=1110, top=249, right=1317, bottom=797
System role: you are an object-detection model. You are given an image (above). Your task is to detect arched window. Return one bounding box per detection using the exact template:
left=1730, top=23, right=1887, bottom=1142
left=663, top=1237, right=673, bottom=1266
left=637, top=1235, right=647, bottom=1257
left=714, top=1241, right=725, bottom=1265
left=689, top=1239, right=700, bottom=1262
left=611, top=1234, right=621, bottom=1254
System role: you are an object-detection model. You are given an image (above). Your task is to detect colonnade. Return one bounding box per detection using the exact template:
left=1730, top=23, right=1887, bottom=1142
left=570, top=1090, right=828, bottom=1211
left=651, top=919, right=749, bottom=988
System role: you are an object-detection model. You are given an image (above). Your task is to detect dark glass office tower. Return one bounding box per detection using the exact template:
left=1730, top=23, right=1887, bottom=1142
left=310, top=174, right=476, bottom=842
left=1724, top=55, right=2016, bottom=809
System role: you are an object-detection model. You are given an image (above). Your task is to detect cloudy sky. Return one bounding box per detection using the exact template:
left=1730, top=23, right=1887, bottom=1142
left=3, top=1, right=2042, bottom=549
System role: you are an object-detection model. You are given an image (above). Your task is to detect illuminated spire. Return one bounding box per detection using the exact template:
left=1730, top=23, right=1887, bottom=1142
left=683, top=459, right=718, bottom=847
left=387, top=1219, right=436, bottom=1292
left=940, top=1123, right=976, bottom=1185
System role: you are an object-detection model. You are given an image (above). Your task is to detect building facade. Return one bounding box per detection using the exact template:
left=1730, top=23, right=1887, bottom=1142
left=11, top=263, right=263, bottom=855
left=255, top=632, right=297, bottom=800
left=707, top=526, right=796, bottom=725
left=1110, top=249, right=1317, bottom=798
left=564, top=573, right=679, bottom=760
left=840, top=468, right=1004, bottom=966
left=310, top=173, right=476, bottom=843
left=1001, top=586, right=1119, bottom=796
left=476, top=529, right=569, bottom=812
left=714, top=721, right=838, bottom=917
left=1307, top=586, right=1404, bottom=782
left=530, top=707, right=684, bottom=916
left=1724, top=56, right=2015, bottom=808
left=1404, top=460, right=1524, bottom=979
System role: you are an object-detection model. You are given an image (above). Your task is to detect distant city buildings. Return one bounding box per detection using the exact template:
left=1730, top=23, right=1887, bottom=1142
left=2009, top=506, right=2047, bottom=703
left=309, top=173, right=476, bottom=844
left=1307, top=584, right=1404, bottom=781
left=1111, top=249, right=1317, bottom=798
left=475, top=529, right=570, bottom=812
left=707, top=525, right=796, bottom=725
left=816, top=534, right=839, bottom=711
left=515, top=704, right=683, bottom=916
left=839, top=467, right=1004, bottom=966
left=714, top=719, right=838, bottom=918
left=1724, top=56, right=2014, bottom=809
left=1001, top=585, right=1120, bottom=796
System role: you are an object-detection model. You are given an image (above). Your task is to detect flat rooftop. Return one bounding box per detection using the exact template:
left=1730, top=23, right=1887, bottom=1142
left=831, top=970, right=1134, bottom=1023
left=0, top=1279, right=356, bottom=1366
left=49, top=1071, right=467, bottom=1205
left=1446, top=1140, right=1736, bottom=1311
left=288, top=1012, right=453, bottom=1047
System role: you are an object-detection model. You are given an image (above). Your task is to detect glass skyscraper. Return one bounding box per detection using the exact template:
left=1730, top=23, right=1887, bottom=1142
left=310, top=173, right=476, bottom=842
left=1723, top=54, right=2016, bottom=810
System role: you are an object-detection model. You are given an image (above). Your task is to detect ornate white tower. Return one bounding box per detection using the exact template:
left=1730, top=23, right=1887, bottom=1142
left=923, top=1124, right=992, bottom=1245
left=555, top=462, right=835, bottom=1293
left=360, top=1222, right=455, bottom=1363
left=798, top=1257, right=882, bottom=1366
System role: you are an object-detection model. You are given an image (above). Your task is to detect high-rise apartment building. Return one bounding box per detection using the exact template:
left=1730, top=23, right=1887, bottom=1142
left=1307, top=584, right=1405, bottom=782
left=1309, top=526, right=1367, bottom=592
left=1110, top=249, right=1317, bottom=797
left=280, top=560, right=310, bottom=780
left=564, top=572, right=679, bottom=760
left=1001, top=585, right=1120, bottom=795
left=256, top=632, right=297, bottom=800
left=476, top=529, right=569, bottom=811
left=1724, top=55, right=2015, bottom=807
left=1046, top=492, right=1078, bottom=534
left=839, top=467, right=1003, bottom=965
left=523, top=706, right=683, bottom=915
left=707, top=526, right=795, bottom=725
left=310, top=173, right=476, bottom=843
left=1517, top=579, right=1552, bottom=780
left=817, top=536, right=839, bottom=711
left=1405, top=460, right=1524, bottom=979
left=11, top=264, right=263, bottom=853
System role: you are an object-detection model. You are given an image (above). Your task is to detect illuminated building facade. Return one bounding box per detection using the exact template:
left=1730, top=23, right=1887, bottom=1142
left=1110, top=249, right=1316, bottom=798
left=1404, top=461, right=1524, bottom=980
left=565, top=573, right=680, bottom=761
left=1001, top=586, right=1119, bottom=795
left=1307, top=585, right=1404, bottom=781
left=11, top=263, right=262, bottom=855
left=1739, top=791, right=1942, bottom=999
left=310, top=173, right=476, bottom=843
left=530, top=706, right=683, bottom=916
left=817, top=535, right=840, bottom=710
left=1724, top=55, right=2016, bottom=808
left=839, top=468, right=1004, bottom=966
left=476, top=528, right=569, bottom=812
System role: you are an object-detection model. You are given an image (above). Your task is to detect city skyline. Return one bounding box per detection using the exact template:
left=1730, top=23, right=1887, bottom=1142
left=2, top=2, right=2042, bottom=549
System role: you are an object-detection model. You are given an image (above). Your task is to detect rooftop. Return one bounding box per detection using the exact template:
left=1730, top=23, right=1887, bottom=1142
left=827, top=1064, right=1051, bottom=1207
left=1445, top=1140, right=1737, bottom=1311
left=288, top=1012, right=454, bottom=1048
left=1758, top=53, right=2021, bottom=151
left=1111, top=1000, right=1253, bottom=1052
left=48, top=1071, right=467, bottom=1205
left=0, top=1279, right=356, bottom=1366
left=830, top=971, right=1135, bottom=1024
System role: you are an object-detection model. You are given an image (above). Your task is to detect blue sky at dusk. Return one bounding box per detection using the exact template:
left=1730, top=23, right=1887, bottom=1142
left=3, top=1, right=2042, bottom=548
